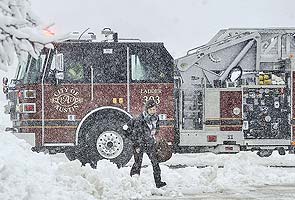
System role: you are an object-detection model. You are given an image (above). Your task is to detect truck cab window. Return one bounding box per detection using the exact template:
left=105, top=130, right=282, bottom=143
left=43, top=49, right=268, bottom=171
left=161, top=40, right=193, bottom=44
left=16, top=55, right=30, bottom=81
left=22, top=55, right=46, bottom=84
left=90, top=45, right=127, bottom=83
left=66, top=63, right=84, bottom=81
left=130, top=45, right=173, bottom=83
left=131, top=54, right=145, bottom=81
left=51, top=43, right=90, bottom=83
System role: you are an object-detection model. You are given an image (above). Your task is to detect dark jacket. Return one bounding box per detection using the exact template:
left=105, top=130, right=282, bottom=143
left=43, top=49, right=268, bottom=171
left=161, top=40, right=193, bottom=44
left=125, top=112, right=159, bottom=147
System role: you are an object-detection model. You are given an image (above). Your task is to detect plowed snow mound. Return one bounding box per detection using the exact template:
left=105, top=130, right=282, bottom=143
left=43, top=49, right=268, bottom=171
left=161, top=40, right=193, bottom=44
left=2, top=133, right=295, bottom=200
left=0, top=133, right=102, bottom=200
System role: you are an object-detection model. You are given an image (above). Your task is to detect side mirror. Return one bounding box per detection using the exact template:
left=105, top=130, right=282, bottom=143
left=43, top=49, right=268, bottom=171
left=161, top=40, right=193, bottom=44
left=2, top=77, right=8, bottom=85
left=2, top=77, right=8, bottom=94
left=55, top=72, right=64, bottom=80
left=55, top=53, right=64, bottom=72
left=49, top=54, right=64, bottom=83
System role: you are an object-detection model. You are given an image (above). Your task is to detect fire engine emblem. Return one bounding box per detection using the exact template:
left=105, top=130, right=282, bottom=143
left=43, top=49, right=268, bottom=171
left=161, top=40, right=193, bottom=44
left=50, top=87, right=83, bottom=113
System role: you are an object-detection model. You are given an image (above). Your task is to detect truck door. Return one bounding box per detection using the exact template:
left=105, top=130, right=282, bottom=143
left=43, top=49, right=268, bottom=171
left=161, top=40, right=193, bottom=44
left=127, top=44, right=175, bottom=141
left=43, top=43, right=91, bottom=146
left=127, top=44, right=174, bottom=114
left=90, top=43, right=128, bottom=109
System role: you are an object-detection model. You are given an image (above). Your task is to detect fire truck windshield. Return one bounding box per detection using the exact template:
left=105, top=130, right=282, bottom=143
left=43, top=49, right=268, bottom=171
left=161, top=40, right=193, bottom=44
left=16, top=54, right=46, bottom=84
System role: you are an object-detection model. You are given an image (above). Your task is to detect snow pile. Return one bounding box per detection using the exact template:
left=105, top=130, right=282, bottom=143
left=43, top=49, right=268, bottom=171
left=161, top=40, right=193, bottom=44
left=164, top=151, right=295, bottom=167
left=1, top=102, right=295, bottom=200
left=212, top=154, right=295, bottom=192
left=0, top=133, right=103, bottom=200
left=2, top=132, right=295, bottom=200
left=159, top=153, right=295, bottom=197
left=0, top=101, right=9, bottom=132
left=0, top=132, right=167, bottom=200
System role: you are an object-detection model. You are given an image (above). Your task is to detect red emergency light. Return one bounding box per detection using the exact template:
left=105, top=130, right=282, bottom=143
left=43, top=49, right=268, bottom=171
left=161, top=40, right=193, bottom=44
left=207, top=135, right=217, bottom=142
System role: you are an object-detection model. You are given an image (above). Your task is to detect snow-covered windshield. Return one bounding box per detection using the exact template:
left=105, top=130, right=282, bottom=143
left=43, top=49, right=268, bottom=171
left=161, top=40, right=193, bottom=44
left=16, top=54, right=46, bottom=84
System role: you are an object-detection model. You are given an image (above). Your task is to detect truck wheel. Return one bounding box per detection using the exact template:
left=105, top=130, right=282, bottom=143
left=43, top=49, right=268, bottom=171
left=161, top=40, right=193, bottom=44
left=257, top=149, right=273, bottom=157
left=277, top=147, right=286, bottom=155
left=65, top=148, right=77, bottom=161
left=78, top=109, right=133, bottom=168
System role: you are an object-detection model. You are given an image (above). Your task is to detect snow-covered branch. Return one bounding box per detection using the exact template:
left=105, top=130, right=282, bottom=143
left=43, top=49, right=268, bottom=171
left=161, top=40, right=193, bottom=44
left=0, top=0, right=63, bottom=71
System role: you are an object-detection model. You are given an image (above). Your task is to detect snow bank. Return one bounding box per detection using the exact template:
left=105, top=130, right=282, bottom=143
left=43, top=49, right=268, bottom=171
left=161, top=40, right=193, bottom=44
left=165, top=151, right=295, bottom=167
left=0, top=133, right=103, bottom=200
left=0, top=132, right=169, bottom=200
left=2, top=131, right=295, bottom=200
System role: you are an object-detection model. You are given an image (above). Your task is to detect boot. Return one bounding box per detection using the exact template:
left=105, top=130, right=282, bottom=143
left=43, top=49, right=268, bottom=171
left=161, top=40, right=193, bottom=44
left=156, top=181, right=167, bottom=188
left=154, top=173, right=166, bottom=188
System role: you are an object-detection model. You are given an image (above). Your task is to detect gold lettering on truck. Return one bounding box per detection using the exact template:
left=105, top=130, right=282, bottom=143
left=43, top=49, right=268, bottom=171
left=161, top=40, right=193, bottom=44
left=50, top=87, right=83, bottom=113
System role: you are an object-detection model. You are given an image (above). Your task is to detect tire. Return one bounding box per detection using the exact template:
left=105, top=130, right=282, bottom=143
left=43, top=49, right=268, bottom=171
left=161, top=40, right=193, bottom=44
left=77, top=108, right=133, bottom=168
left=277, top=147, right=286, bottom=155
left=65, top=148, right=77, bottom=161
left=65, top=146, right=82, bottom=161
left=257, top=149, right=273, bottom=157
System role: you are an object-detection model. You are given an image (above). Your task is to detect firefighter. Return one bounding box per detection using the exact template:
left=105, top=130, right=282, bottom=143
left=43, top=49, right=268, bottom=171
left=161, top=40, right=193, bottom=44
left=124, top=99, right=167, bottom=188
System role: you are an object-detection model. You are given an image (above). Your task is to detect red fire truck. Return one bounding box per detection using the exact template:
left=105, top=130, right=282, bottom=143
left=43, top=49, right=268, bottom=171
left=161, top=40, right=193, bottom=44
left=3, top=28, right=295, bottom=167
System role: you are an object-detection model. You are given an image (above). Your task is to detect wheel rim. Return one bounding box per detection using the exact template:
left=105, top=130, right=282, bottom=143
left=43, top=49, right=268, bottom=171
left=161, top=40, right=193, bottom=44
left=96, top=131, right=124, bottom=159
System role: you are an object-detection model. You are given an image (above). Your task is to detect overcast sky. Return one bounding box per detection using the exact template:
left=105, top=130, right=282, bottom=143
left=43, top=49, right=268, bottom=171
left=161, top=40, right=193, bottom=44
left=31, top=0, right=295, bottom=58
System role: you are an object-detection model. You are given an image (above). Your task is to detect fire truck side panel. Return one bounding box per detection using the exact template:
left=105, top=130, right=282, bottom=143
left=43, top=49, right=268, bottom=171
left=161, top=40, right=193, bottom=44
left=175, top=28, right=295, bottom=152
left=17, top=128, right=41, bottom=147
left=129, top=83, right=174, bottom=143
left=44, top=128, right=76, bottom=144
left=44, top=84, right=127, bottom=117
left=204, top=89, right=220, bottom=131
left=220, top=90, right=242, bottom=131
left=44, top=84, right=128, bottom=144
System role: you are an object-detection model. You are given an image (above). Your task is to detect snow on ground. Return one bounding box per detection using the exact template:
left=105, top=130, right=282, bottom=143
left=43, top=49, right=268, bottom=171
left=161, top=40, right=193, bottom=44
left=1, top=95, right=295, bottom=199
left=1, top=131, right=295, bottom=200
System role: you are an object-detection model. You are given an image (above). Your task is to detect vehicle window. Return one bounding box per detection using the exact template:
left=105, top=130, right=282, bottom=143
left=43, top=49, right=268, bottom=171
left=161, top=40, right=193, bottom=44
left=86, top=44, right=127, bottom=83
left=66, top=63, right=84, bottom=81
left=16, top=55, right=30, bottom=81
left=131, top=54, right=146, bottom=81
left=55, top=43, right=90, bottom=83
left=130, top=45, right=174, bottom=83
left=22, top=55, right=46, bottom=84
